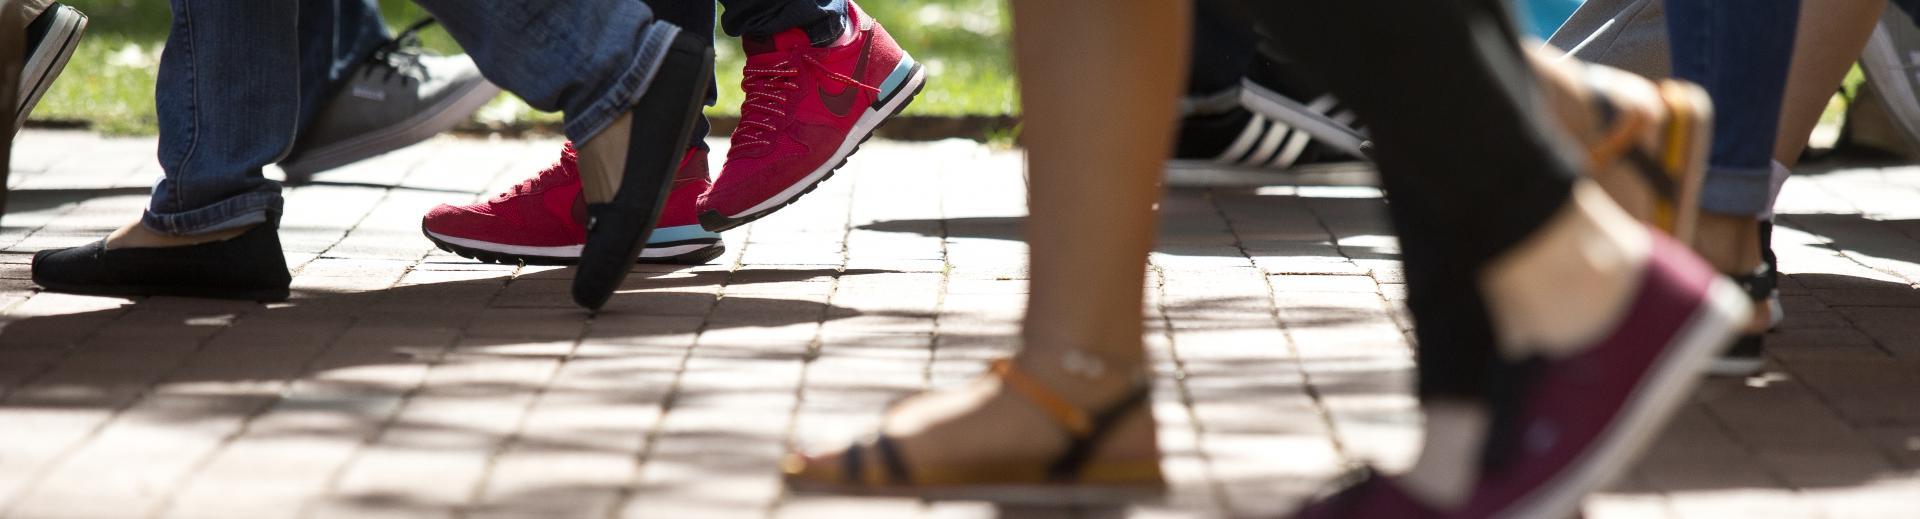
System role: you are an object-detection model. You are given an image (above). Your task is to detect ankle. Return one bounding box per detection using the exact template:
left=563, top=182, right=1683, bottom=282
left=1690, top=212, right=1762, bottom=275
left=104, top=221, right=252, bottom=250
left=1010, top=345, right=1149, bottom=411
left=1481, top=183, right=1650, bottom=359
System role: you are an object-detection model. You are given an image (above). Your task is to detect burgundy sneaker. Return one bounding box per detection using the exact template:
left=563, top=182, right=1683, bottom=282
left=422, top=142, right=723, bottom=265
left=697, top=0, right=926, bottom=231
left=1290, top=231, right=1748, bottom=518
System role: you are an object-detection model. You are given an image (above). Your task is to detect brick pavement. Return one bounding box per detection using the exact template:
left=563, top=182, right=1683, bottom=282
left=1, top=129, right=1917, bottom=518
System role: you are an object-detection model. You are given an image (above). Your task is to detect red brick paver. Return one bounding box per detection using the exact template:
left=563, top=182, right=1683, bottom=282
left=2, top=130, right=1918, bottom=518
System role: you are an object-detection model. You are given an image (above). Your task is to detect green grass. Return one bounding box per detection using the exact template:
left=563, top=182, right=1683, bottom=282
left=31, top=0, right=1015, bottom=135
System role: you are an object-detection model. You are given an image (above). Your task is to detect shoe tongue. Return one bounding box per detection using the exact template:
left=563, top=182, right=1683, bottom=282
left=743, top=29, right=814, bottom=56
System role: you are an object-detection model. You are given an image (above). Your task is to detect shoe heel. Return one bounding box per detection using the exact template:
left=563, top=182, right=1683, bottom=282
left=573, top=29, right=714, bottom=311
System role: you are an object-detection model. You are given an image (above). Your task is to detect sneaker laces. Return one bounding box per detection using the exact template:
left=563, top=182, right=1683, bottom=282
left=367, top=17, right=438, bottom=82
left=733, top=55, right=881, bottom=150
left=496, top=144, right=577, bottom=201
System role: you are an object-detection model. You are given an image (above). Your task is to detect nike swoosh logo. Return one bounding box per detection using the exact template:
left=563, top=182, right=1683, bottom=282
left=818, top=32, right=872, bottom=118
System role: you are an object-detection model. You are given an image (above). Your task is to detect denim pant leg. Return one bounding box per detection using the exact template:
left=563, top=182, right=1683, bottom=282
left=718, top=0, right=846, bottom=40
left=412, top=0, right=681, bottom=144
left=146, top=1, right=299, bottom=235
left=296, top=0, right=390, bottom=131
left=1666, top=0, right=1800, bottom=217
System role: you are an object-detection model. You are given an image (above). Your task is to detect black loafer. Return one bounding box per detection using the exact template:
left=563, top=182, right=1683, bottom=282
left=32, top=221, right=292, bottom=302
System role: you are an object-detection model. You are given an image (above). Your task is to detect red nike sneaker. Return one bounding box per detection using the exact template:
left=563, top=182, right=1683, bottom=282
left=422, top=142, right=723, bottom=265
left=697, top=0, right=926, bottom=231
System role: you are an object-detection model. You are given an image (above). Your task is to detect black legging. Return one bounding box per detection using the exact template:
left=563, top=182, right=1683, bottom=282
left=1238, top=0, right=1580, bottom=400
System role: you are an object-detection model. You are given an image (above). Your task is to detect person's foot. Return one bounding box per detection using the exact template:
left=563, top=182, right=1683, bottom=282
left=12, top=2, right=86, bottom=132
left=697, top=0, right=926, bottom=232
left=1693, top=213, right=1776, bottom=376
left=571, top=28, right=713, bottom=311
left=422, top=142, right=723, bottom=265
left=277, top=18, right=500, bottom=181
left=782, top=359, right=1162, bottom=503
left=1294, top=228, right=1749, bottom=518
left=31, top=220, right=292, bottom=302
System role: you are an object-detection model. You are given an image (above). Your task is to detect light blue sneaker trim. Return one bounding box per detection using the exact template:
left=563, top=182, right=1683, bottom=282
left=876, top=56, right=917, bottom=100
left=648, top=224, right=721, bottom=244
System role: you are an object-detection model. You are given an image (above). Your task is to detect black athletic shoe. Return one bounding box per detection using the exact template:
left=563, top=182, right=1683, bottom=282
left=1238, top=54, right=1368, bottom=158
left=570, top=29, right=713, bottom=311
left=32, top=221, right=292, bottom=302
left=13, top=2, right=86, bottom=131
left=1165, top=56, right=1371, bottom=187
left=1166, top=102, right=1371, bottom=186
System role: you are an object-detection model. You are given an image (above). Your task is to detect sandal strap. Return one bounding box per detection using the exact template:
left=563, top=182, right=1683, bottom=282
left=1730, top=261, right=1777, bottom=302
left=1583, top=79, right=1684, bottom=204
left=988, top=359, right=1154, bottom=482
left=991, top=359, right=1095, bottom=436
left=1046, top=383, right=1152, bottom=482
left=840, top=434, right=915, bottom=486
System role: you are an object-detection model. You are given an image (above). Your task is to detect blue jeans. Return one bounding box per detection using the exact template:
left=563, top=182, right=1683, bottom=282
left=150, top=0, right=843, bottom=236
left=149, top=0, right=389, bottom=235
left=1665, top=0, right=1799, bottom=217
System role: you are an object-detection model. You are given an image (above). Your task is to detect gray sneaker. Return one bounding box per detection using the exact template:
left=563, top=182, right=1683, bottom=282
left=1858, top=7, right=1920, bottom=156
left=14, top=2, right=87, bottom=132
left=279, top=19, right=500, bottom=180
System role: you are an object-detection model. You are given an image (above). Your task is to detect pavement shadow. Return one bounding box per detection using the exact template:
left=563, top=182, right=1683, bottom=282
left=0, top=268, right=884, bottom=421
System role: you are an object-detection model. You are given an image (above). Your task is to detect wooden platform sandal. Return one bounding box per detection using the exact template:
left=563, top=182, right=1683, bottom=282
left=1577, top=65, right=1715, bottom=244
left=782, top=359, right=1165, bottom=505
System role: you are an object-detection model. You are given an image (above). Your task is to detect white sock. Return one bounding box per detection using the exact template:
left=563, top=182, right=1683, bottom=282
left=1400, top=400, right=1491, bottom=509
left=1760, top=160, right=1789, bottom=220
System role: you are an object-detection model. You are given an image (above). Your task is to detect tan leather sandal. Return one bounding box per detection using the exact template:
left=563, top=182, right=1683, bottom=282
left=782, top=359, right=1165, bottom=505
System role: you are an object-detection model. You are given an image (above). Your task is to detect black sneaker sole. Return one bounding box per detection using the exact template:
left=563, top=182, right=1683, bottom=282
left=696, top=66, right=927, bottom=233
left=14, top=5, right=86, bottom=131
left=574, top=30, right=713, bottom=311
left=423, top=225, right=724, bottom=266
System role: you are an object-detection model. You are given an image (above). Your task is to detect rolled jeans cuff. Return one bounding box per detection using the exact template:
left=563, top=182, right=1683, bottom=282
left=562, top=23, right=680, bottom=144
left=142, top=187, right=283, bottom=236
left=1698, top=165, right=1773, bottom=216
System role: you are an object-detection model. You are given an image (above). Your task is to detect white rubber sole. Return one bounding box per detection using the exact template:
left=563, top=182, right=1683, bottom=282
left=425, top=229, right=718, bottom=261
left=1162, top=159, right=1377, bottom=187
left=724, top=67, right=928, bottom=219
left=280, top=78, right=502, bottom=177
left=13, top=6, right=85, bottom=131
left=1238, top=79, right=1370, bottom=159
left=1501, top=277, right=1751, bottom=519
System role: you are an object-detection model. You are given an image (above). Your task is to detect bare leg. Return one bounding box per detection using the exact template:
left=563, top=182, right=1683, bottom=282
left=787, top=0, right=1188, bottom=483
left=1774, top=0, right=1884, bottom=166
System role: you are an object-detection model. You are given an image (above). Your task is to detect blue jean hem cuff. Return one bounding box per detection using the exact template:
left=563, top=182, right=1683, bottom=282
left=143, top=192, right=283, bottom=236
left=563, top=23, right=680, bottom=144
left=1699, top=165, right=1773, bottom=216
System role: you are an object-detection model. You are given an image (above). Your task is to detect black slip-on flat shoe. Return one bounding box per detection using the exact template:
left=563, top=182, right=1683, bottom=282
left=32, top=221, right=292, bottom=302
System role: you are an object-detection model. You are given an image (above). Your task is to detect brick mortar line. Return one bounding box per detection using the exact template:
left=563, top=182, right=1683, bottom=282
left=767, top=170, right=859, bottom=515
left=0, top=152, right=179, bottom=399
left=297, top=143, right=528, bottom=518
left=457, top=294, right=593, bottom=517
left=603, top=223, right=754, bottom=518
left=1144, top=261, right=1233, bottom=513
left=0, top=308, right=255, bottom=516
left=158, top=144, right=518, bottom=518
left=1208, top=189, right=1359, bottom=464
